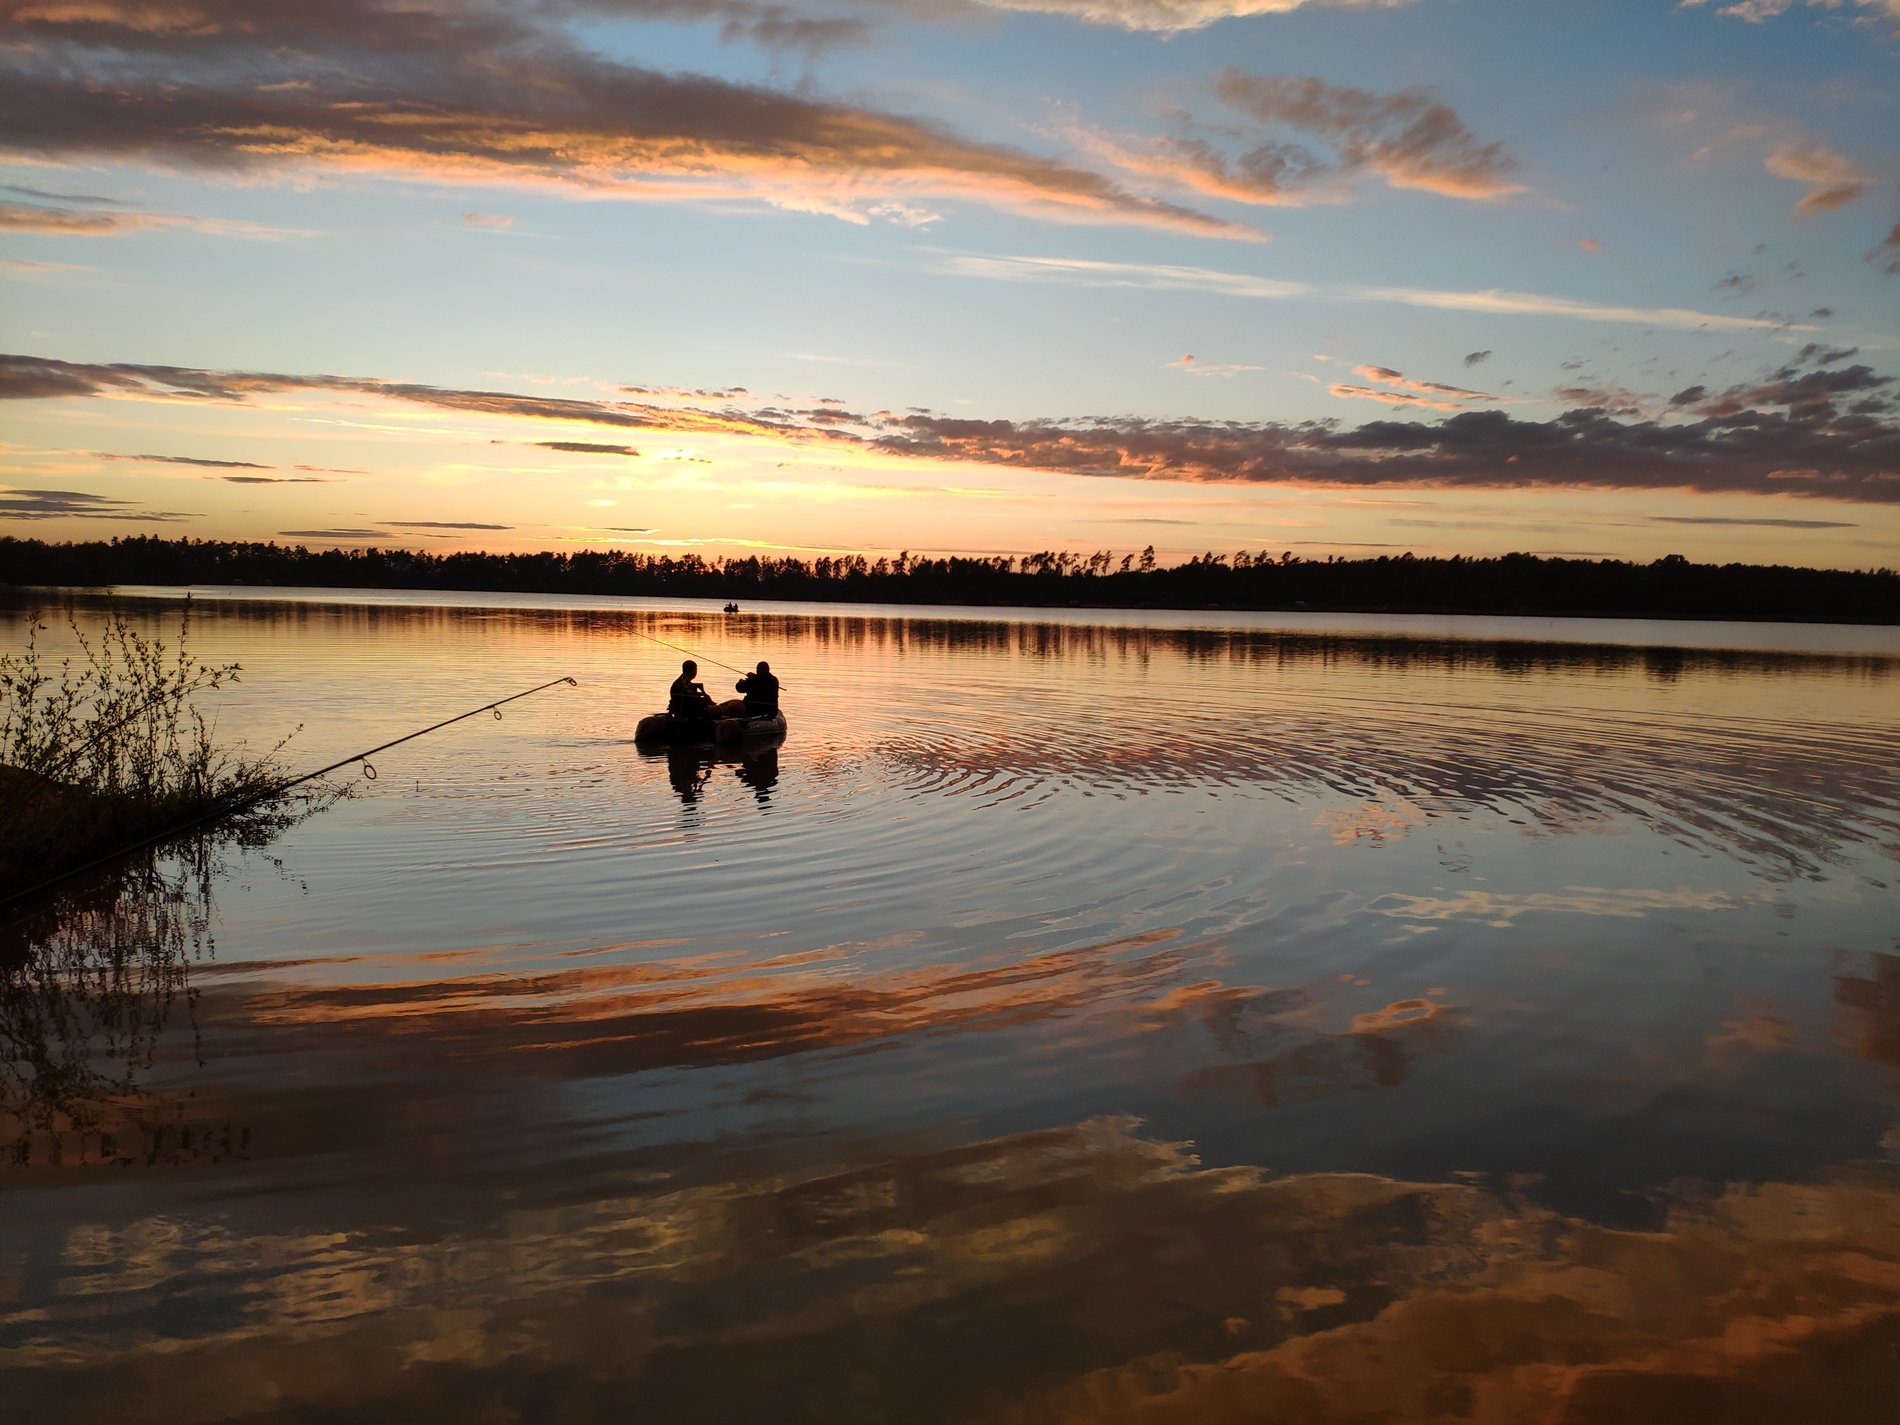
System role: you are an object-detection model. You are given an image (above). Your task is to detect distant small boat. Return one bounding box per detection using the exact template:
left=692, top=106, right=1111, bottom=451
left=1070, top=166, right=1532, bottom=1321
left=635, top=704, right=785, bottom=747
left=722, top=602, right=740, bottom=613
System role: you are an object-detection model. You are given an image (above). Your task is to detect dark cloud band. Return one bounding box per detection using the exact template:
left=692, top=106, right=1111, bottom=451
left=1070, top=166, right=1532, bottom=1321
left=4, top=351, right=1895, bottom=504
left=0, top=486, right=196, bottom=520
left=539, top=441, right=643, bottom=456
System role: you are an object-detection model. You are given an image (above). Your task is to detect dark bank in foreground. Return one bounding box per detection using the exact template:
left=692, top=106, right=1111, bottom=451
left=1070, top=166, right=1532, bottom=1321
left=0, top=610, right=318, bottom=903
left=5, top=535, right=1897, bottom=624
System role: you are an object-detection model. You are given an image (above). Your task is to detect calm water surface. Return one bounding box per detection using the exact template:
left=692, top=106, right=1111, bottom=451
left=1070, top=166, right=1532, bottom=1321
left=4, top=589, right=1898, bottom=1423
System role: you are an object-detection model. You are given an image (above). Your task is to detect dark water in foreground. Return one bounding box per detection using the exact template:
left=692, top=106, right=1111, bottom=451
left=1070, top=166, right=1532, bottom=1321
left=3, top=590, right=1898, bottom=1423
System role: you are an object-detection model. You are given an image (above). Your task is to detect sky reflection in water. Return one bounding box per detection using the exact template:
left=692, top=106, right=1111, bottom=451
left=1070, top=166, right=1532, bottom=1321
left=1, top=592, right=1896, bottom=1423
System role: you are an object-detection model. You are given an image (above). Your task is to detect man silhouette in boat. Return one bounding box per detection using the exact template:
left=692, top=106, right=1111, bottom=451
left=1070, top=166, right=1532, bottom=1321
left=669, top=659, right=715, bottom=732
left=735, top=660, right=779, bottom=717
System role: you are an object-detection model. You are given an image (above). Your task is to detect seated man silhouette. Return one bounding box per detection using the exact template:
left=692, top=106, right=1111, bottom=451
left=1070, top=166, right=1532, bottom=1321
left=668, top=659, right=715, bottom=730
left=734, top=660, right=779, bottom=717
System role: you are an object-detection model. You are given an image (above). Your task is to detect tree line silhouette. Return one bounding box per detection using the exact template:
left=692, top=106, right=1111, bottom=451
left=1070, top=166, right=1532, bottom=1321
left=3, top=535, right=1895, bottom=624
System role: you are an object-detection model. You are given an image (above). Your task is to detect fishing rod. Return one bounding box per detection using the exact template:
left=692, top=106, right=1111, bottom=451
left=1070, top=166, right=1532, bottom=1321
left=0, top=675, right=578, bottom=919
left=274, top=675, right=578, bottom=789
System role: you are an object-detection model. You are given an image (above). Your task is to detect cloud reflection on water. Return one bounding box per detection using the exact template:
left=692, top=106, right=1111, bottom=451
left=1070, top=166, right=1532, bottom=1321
left=3, top=1112, right=1896, bottom=1425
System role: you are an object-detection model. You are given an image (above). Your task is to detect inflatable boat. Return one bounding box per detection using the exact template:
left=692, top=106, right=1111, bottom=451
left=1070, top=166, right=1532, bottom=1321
left=634, top=699, right=786, bottom=747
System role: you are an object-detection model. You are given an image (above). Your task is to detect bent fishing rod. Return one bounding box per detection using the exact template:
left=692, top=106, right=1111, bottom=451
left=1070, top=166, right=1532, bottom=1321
left=0, top=675, right=577, bottom=919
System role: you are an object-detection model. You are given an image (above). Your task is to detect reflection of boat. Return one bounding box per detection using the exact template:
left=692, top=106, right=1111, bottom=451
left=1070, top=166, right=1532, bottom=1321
left=634, top=706, right=787, bottom=747
left=656, top=742, right=780, bottom=806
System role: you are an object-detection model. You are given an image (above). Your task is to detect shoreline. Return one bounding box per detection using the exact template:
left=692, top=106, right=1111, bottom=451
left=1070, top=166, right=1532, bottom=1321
left=7, top=582, right=1898, bottom=658
left=3, top=537, right=1895, bottom=630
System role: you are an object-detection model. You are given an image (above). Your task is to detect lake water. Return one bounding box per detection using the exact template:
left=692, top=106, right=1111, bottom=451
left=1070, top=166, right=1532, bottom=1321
left=3, top=588, right=1898, bottom=1423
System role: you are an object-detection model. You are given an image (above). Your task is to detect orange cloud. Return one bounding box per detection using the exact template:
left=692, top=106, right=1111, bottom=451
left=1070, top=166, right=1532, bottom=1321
left=0, top=1, right=1253, bottom=239
left=0, top=198, right=306, bottom=238
left=1348, top=363, right=1494, bottom=400
left=1099, top=69, right=1525, bottom=207
left=1328, top=383, right=1467, bottom=412
left=1763, top=140, right=1871, bottom=215
left=1676, top=104, right=1874, bottom=220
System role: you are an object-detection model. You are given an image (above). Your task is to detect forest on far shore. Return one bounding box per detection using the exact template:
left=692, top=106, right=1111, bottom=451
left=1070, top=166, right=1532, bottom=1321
left=3, top=535, right=1896, bottom=625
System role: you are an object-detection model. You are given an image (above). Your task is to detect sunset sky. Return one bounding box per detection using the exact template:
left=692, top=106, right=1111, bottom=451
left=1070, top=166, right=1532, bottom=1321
left=2, top=0, right=1897, bottom=569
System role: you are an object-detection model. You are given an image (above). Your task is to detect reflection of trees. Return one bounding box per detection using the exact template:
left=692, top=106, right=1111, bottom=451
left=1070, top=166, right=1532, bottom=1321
left=44, top=590, right=1895, bottom=682
left=1, top=797, right=323, bottom=1167
left=671, top=611, right=1896, bottom=682
left=0, top=854, right=212, bottom=1165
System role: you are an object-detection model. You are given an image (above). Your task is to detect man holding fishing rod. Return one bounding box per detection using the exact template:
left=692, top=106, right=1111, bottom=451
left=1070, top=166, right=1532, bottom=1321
left=735, top=660, right=778, bottom=717
left=668, top=659, right=717, bottom=734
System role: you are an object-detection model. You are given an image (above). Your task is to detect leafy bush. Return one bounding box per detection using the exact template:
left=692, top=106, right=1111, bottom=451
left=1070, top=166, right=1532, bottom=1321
left=0, top=606, right=302, bottom=898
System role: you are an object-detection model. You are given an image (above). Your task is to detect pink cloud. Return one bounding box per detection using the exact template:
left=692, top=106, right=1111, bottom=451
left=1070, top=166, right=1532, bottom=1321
left=1329, top=383, right=1467, bottom=412
left=1763, top=140, right=1871, bottom=215
left=1349, top=364, right=1495, bottom=401
left=1168, top=354, right=1264, bottom=377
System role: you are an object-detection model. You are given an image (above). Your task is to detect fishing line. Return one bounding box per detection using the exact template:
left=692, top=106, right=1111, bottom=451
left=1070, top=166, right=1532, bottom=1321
left=0, top=676, right=578, bottom=919
left=623, top=624, right=782, bottom=684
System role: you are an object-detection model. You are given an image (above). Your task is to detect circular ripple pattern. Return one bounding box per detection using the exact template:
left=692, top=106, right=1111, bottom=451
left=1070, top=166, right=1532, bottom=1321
left=876, top=687, right=1900, bottom=881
